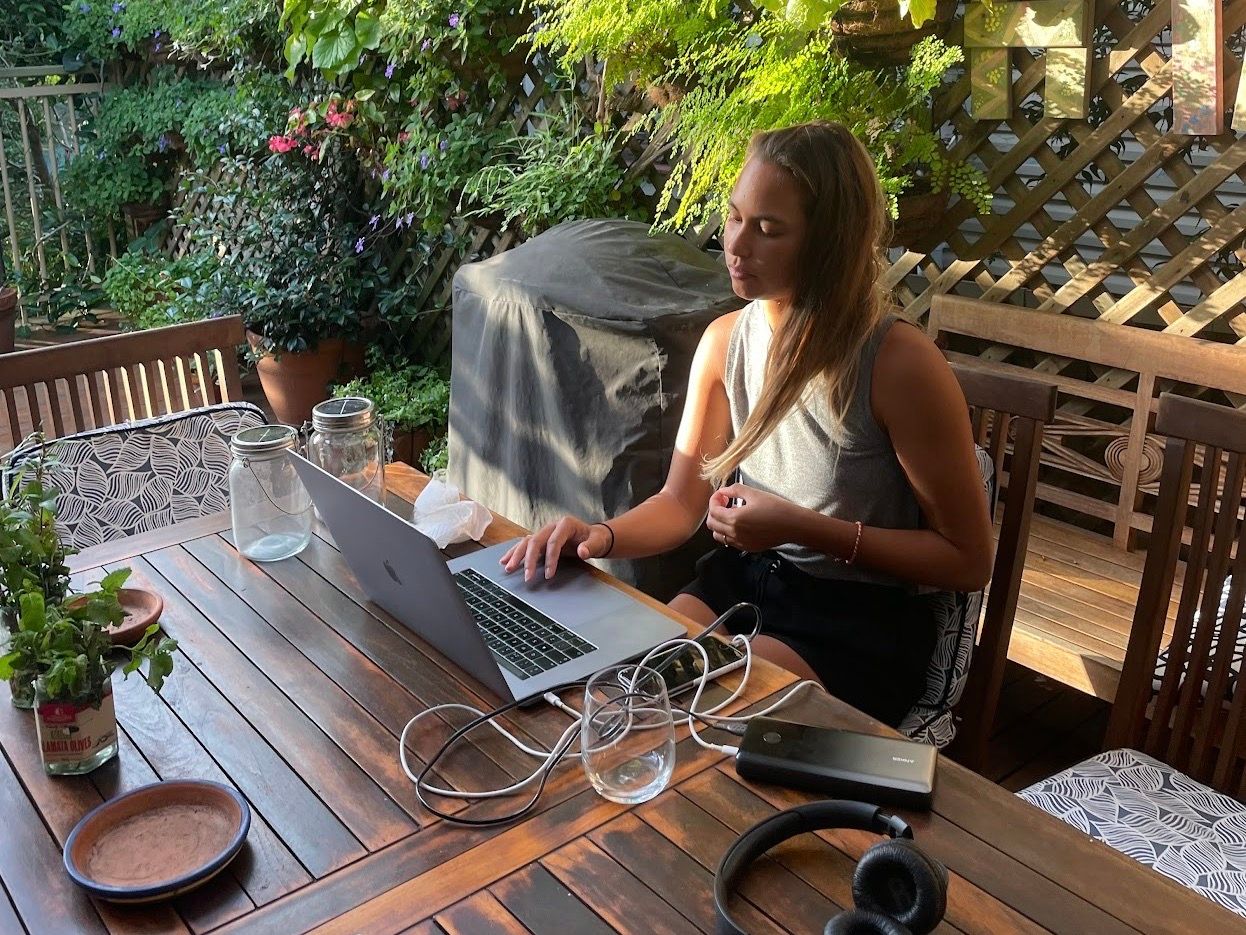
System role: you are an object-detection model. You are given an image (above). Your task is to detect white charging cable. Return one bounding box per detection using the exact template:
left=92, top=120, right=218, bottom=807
left=399, top=631, right=823, bottom=823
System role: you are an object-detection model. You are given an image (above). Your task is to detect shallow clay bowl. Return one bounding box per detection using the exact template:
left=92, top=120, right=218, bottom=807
left=69, top=587, right=164, bottom=646
left=64, top=780, right=250, bottom=904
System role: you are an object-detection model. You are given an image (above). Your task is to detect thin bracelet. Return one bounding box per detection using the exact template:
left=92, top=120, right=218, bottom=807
left=843, top=520, right=863, bottom=565
left=592, top=522, right=616, bottom=557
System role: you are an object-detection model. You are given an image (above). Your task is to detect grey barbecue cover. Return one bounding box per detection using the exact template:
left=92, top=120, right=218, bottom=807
left=449, top=218, right=744, bottom=600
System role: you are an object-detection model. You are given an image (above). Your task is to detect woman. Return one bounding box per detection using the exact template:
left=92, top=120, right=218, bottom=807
left=499, top=121, right=993, bottom=727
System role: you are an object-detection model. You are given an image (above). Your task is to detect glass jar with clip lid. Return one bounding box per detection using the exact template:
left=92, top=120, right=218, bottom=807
left=228, top=424, right=313, bottom=562
left=305, top=396, right=386, bottom=506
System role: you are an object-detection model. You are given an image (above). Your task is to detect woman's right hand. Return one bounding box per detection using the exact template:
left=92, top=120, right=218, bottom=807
left=499, top=516, right=614, bottom=582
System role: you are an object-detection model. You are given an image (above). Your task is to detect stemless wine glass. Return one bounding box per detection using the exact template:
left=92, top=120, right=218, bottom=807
left=581, top=664, right=676, bottom=804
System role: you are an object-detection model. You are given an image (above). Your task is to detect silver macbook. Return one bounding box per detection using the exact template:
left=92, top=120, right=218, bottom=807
left=289, top=454, right=686, bottom=701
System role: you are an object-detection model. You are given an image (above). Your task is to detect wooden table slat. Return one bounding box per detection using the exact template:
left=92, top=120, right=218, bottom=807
left=542, top=837, right=702, bottom=935
left=590, top=812, right=791, bottom=935
left=132, top=551, right=416, bottom=850
left=435, top=889, right=532, bottom=935
left=0, top=729, right=112, bottom=935
left=200, top=531, right=531, bottom=790
left=106, top=670, right=312, bottom=908
left=489, top=864, right=616, bottom=935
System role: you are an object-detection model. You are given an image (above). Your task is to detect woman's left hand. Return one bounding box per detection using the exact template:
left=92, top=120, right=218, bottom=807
left=706, top=483, right=798, bottom=552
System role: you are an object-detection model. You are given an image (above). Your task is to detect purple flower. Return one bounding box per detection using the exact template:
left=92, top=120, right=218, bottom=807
left=420, top=38, right=431, bottom=51
left=419, top=151, right=431, bottom=170
left=438, top=138, right=448, bottom=151
left=153, top=42, right=162, bottom=51
left=355, top=237, right=365, bottom=253
left=384, top=62, right=395, bottom=79
left=396, top=214, right=406, bottom=229
left=218, top=143, right=227, bottom=154
left=405, top=211, right=415, bottom=226
left=153, top=28, right=161, bottom=37
left=381, top=168, right=390, bottom=181
left=110, top=25, right=121, bottom=37
left=156, top=133, right=170, bottom=152
left=448, top=13, right=461, bottom=27
left=78, top=3, right=90, bottom=12
left=112, top=1, right=123, bottom=10
left=369, top=214, right=380, bottom=229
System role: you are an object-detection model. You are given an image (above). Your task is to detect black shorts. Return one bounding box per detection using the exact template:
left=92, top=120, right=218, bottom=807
left=679, top=548, right=937, bottom=728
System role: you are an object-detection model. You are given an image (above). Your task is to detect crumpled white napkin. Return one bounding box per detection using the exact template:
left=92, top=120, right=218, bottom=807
left=411, top=476, right=492, bottom=548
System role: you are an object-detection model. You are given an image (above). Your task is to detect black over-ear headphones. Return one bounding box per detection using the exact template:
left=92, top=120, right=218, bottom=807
left=714, top=800, right=948, bottom=935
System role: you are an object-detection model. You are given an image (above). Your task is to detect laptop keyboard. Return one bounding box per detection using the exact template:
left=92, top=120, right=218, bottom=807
left=453, top=568, right=597, bottom=679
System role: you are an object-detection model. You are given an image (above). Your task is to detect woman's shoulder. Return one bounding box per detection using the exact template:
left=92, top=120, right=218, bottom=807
left=871, top=317, right=963, bottom=421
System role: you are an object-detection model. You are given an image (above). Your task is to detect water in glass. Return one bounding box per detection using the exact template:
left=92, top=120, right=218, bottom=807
left=581, top=664, right=675, bottom=805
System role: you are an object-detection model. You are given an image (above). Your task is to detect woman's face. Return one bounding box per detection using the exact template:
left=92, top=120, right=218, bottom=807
left=723, top=158, right=809, bottom=304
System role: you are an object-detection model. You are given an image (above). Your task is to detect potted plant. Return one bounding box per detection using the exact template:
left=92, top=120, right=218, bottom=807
left=0, top=249, right=16, bottom=355
left=829, top=0, right=957, bottom=66
left=0, top=437, right=73, bottom=708
left=185, top=153, right=369, bottom=424
left=0, top=570, right=177, bottom=776
left=333, top=356, right=450, bottom=467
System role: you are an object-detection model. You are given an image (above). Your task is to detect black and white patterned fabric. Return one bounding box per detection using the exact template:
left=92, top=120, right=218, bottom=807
left=1154, top=577, right=1242, bottom=702
left=1019, top=748, right=1246, bottom=920
left=3, top=403, right=266, bottom=551
left=899, top=446, right=998, bottom=747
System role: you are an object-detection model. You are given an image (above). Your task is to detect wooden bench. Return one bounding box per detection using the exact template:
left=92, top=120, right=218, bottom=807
left=1, top=316, right=246, bottom=454
left=930, top=295, right=1246, bottom=701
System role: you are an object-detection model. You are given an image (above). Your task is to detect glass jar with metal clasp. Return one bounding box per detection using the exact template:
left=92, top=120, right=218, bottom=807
left=228, top=424, right=313, bottom=562
left=305, top=396, right=386, bottom=506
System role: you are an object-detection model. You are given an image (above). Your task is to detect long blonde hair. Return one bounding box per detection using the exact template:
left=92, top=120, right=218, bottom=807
left=703, top=122, right=892, bottom=487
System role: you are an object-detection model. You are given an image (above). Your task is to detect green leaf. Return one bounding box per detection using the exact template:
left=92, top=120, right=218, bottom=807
left=898, top=0, right=937, bottom=26
left=355, top=11, right=381, bottom=50
left=311, top=27, right=357, bottom=71
left=284, top=32, right=308, bottom=68
left=99, top=567, right=131, bottom=593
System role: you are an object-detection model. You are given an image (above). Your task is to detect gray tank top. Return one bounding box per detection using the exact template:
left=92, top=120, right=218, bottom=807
left=724, top=301, right=922, bottom=587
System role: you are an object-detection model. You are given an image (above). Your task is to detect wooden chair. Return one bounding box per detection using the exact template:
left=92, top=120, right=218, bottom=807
left=1106, top=393, right=1246, bottom=795
left=1, top=316, right=246, bottom=453
left=948, top=362, right=1058, bottom=771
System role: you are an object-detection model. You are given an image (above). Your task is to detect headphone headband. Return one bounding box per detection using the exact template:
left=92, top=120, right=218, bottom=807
left=714, top=800, right=912, bottom=935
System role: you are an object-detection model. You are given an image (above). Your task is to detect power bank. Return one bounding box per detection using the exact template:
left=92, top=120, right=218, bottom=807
left=734, top=716, right=937, bottom=810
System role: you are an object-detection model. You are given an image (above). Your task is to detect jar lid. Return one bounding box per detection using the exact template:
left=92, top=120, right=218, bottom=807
left=312, top=396, right=375, bottom=433
left=231, top=424, right=299, bottom=456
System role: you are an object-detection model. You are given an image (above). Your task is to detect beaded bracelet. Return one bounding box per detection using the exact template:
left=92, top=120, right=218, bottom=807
left=592, top=522, right=616, bottom=557
left=842, top=520, right=863, bottom=566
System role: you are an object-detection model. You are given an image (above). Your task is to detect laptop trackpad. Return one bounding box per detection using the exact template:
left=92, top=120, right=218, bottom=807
left=448, top=542, right=638, bottom=641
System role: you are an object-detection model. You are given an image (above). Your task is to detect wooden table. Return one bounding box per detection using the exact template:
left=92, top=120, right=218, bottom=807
left=1, top=463, right=1237, bottom=934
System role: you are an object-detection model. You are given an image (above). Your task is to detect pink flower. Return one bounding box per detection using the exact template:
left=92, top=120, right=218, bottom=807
left=398, top=131, right=411, bottom=143
left=268, top=135, right=297, bottom=154
left=326, top=110, right=354, bottom=129
left=302, top=143, right=317, bottom=157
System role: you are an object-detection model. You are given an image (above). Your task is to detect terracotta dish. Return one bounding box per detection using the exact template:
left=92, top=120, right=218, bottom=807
left=69, top=587, right=164, bottom=646
left=64, top=780, right=250, bottom=903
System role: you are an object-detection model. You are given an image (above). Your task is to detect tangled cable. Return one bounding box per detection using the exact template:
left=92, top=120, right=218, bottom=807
left=399, top=602, right=821, bottom=826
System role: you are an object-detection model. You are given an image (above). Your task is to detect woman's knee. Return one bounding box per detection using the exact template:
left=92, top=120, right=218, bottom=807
left=750, top=635, right=822, bottom=685
left=668, top=592, right=718, bottom=628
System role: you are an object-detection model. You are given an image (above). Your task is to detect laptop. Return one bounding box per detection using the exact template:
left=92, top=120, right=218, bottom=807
left=289, top=454, right=686, bottom=701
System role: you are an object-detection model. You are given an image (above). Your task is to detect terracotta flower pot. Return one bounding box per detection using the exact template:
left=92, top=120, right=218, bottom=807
left=391, top=426, right=432, bottom=466
left=247, top=332, right=345, bottom=426
left=889, top=187, right=950, bottom=250
left=831, top=0, right=957, bottom=66
left=0, top=286, right=17, bottom=354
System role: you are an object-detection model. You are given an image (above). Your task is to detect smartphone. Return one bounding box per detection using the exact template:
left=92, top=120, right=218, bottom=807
left=646, top=635, right=747, bottom=698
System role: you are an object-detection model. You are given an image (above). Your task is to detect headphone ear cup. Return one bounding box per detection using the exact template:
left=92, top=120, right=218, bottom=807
left=851, top=839, right=948, bottom=935
left=823, top=908, right=912, bottom=935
